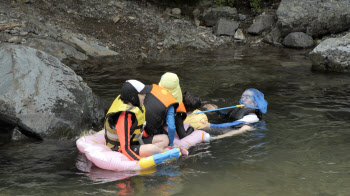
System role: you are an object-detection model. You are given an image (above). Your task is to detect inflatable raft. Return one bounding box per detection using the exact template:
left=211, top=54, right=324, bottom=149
left=76, top=124, right=210, bottom=172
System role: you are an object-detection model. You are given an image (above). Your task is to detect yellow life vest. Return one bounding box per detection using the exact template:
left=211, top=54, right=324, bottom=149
left=105, top=95, right=146, bottom=150
left=184, top=109, right=208, bottom=129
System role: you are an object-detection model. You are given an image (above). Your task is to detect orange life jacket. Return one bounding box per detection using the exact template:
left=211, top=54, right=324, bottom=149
left=143, top=84, right=179, bottom=135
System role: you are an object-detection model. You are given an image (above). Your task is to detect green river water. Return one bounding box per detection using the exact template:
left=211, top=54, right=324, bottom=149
left=1, top=45, right=350, bottom=196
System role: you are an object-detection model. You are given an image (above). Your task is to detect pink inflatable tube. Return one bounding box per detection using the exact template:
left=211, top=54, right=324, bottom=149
left=76, top=126, right=210, bottom=172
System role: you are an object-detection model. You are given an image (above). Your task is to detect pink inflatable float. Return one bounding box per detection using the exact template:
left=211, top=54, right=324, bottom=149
left=76, top=124, right=210, bottom=172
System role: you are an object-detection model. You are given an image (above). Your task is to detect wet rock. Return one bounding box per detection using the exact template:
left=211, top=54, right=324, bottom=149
left=202, top=6, right=237, bottom=27
left=0, top=45, right=106, bottom=139
left=213, top=19, right=239, bottom=36
left=277, top=0, right=350, bottom=37
left=283, top=32, right=314, bottom=49
left=310, top=33, right=350, bottom=72
left=247, top=14, right=275, bottom=35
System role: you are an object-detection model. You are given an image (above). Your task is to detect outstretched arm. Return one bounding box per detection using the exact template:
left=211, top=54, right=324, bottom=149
left=214, top=125, right=253, bottom=139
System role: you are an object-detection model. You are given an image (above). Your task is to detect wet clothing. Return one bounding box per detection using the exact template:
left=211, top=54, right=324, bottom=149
left=144, top=85, right=193, bottom=145
left=144, top=84, right=180, bottom=146
left=210, top=107, right=262, bottom=128
left=174, top=101, right=194, bottom=139
left=104, top=96, right=150, bottom=161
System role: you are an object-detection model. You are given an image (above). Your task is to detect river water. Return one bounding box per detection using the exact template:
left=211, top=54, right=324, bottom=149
left=1, top=45, right=350, bottom=196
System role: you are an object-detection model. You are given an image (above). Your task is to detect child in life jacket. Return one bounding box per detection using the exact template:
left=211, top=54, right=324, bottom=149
left=201, top=88, right=268, bottom=129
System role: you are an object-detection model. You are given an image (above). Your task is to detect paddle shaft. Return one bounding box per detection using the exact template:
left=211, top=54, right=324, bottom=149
left=189, top=104, right=245, bottom=115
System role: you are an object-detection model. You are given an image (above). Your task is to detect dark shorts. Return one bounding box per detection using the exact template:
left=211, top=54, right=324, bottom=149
left=130, top=136, right=154, bottom=155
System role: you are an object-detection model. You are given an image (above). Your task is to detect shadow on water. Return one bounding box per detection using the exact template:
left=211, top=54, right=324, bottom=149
left=1, top=45, right=350, bottom=195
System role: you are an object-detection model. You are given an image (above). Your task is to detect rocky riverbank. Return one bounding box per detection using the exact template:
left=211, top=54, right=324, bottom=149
left=1, top=0, right=349, bottom=70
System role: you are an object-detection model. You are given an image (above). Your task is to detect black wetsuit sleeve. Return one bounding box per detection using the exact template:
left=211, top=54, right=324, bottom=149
left=175, top=115, right=194, bottom=139
left=216, top=110, right=229, bottom=117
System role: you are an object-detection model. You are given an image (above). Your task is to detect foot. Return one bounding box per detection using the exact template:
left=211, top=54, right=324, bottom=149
left=179, top=148, right=189, bottom=156
left=168, top=146, right=189, bottom=156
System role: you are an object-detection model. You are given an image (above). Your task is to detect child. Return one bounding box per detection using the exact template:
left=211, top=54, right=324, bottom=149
left=183, top=91, right=209, bottom=130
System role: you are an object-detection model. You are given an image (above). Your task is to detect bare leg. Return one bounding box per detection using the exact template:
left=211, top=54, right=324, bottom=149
left=139, top=144, right=167, bottom=157
left=215, top=125, right=253, bottom=139
left=151, top=134, right=169, bottom=148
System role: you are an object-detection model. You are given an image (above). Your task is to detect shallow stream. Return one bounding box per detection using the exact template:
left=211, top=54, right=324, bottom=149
left=1, top=45, right=350, bottom=196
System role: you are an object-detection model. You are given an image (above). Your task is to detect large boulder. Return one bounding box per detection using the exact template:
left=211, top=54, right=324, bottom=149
left=276, top=0, right=350, bottom=37
left=0, top=45, right=106, bottom=140
left=283, top=32, right=314, bottom=48
left=309, top=33, right=350, bottom=72
left=213, top=19, right=239, bottom=36
left=202, top=6, right=238, bottom=27
left=247, top=15, right=275, bottom=35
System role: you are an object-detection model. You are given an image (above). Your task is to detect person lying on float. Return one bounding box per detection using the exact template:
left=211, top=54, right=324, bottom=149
left=182, top=91, right=255, bottom=139
left=201, top=88, right=268, bottom=129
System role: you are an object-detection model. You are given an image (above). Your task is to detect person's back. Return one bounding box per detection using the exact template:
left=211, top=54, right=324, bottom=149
left=104, top=80, right=169, bottom=161
left=143, top=72, right=183, bottom=147
left=143, top=83, right=179, bottom=135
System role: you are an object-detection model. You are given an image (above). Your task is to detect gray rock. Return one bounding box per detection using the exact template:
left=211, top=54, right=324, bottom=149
left=194, top=19, right=201, bottom=27
left=10, top=29, right=18, bottom=34
left=171, top=8, right=181, bottom=15
left=112, top=14, right=122, bottom=23
left=283, top=32, right=314, bottom=48
left=19, top=31, right=28, bottom=36
left=264, top=26, right=283, bottom=46
left=213, top=19, right=239, bottom=36
left=62, top=33, right=119, bottom=58
left=309, top=33, right=350, bottom=72
left=8, top=36, right=21, bottom=43
left=238, top=14, right=246, bottom=21
left=234, top=28, right=245, bottom=40
left=193, top=9, right=201, bottom=19
left=24, top=38, right=88, bottom=61
left=163, top=32, right=209, bottom=49
left=0, top=45, right=106, bottom=140
left=277, top=0, right=350, bottom=37
left=202, top=6, right=237, bottom=27
left=247, top=15, right=275, bottom=35
left=24, top=18, right=58, bottom=38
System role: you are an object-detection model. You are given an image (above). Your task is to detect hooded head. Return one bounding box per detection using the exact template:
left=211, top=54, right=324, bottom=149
left=120, top=80, right=152, bottom=107
left=239, top=88, right=268, bottom=114
left=159, top=72, right=182, bottom=103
